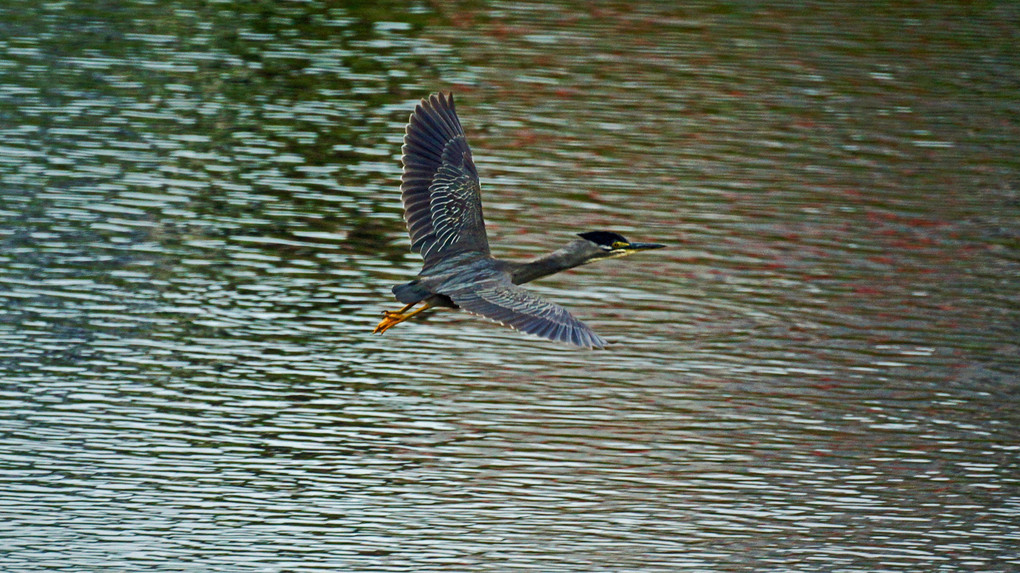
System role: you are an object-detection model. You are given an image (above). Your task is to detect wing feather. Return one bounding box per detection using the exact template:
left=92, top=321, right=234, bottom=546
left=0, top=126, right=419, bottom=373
left=400, top=92, right=489, bottom=270
left=441, top=272, right=607, bottom=349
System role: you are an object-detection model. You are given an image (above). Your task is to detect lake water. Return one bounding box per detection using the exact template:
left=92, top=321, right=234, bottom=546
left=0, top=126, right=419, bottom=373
left=1, top=1, right=1018, bottom=571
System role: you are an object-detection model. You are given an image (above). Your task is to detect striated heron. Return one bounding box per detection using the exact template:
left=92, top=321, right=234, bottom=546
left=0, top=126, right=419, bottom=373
left=374, top=92, right=665, bottom=349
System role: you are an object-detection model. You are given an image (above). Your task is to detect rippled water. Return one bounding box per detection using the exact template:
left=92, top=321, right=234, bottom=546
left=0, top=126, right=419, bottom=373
left=2, top=1, right=1018, bottom=571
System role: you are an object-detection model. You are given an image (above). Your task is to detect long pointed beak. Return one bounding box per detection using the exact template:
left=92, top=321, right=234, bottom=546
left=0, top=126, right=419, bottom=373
left=626, top=242, right=666, bottom=251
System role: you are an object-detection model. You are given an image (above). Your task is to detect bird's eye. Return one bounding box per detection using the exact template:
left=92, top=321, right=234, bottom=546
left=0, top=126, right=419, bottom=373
left=610, top=241, right=629, bottom=249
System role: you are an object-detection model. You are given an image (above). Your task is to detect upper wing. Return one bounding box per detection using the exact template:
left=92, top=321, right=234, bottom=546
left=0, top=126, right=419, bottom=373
left=401, top=92, right=489, bottom=270
left=441, top=272, right=607, bottom=349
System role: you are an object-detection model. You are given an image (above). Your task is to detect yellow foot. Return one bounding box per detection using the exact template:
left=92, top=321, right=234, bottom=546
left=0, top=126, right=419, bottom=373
left=373, top=302, right=431, bottom=334
left=374, top=312, right=405, bottom=334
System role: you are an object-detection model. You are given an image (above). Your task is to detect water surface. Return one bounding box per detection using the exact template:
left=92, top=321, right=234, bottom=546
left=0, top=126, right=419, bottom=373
left=1, top=1, right=1018, bottom=571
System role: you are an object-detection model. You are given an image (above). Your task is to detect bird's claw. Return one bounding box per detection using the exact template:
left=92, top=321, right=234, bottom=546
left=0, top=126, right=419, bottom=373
left=373, top=303, right=431, bottom=335
left=374, top=310, right=410, bottom=334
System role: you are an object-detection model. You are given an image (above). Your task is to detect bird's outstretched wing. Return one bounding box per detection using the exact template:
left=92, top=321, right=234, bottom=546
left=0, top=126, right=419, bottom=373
left=401, top=92, right=489, bottom=271
left=441, top=271, right=607, bottom=349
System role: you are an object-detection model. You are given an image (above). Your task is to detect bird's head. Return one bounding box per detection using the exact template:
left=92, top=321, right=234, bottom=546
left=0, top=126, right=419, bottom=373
left=576, top=231, right=666, bottom=263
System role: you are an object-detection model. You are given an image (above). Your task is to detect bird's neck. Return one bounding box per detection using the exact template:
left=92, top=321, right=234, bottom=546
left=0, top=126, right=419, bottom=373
left=510, top=245, right=586, bottom=285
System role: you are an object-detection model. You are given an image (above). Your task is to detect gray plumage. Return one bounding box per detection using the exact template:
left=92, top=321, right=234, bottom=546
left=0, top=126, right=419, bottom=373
left=401, top=93, right=489, bottom=269
left=384, top=92, right=664, bottom=349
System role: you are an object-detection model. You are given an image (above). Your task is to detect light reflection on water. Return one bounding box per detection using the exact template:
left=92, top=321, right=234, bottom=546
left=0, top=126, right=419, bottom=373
left=2, top=1, right=1018, bottom=571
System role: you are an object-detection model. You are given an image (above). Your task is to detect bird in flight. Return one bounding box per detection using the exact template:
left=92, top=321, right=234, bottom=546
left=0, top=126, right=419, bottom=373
left=374, top=92, right=664, bottom=349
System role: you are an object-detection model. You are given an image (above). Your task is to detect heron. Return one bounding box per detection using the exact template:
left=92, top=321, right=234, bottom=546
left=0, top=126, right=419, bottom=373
left=374, top=92, right=664, bottom=349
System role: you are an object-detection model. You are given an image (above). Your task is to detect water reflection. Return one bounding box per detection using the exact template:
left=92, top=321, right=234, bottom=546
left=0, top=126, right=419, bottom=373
left=2, top=1, right=1018, bottom=571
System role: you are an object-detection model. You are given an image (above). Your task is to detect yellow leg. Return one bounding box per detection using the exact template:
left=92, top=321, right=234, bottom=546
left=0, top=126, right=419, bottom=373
left=386, top=302, right=416, bottom=316
left=374, top=302, right=432, bottom=334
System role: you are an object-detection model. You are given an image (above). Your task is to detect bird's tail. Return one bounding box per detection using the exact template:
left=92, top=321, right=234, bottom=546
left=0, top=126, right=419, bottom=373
left=393, top=281, right=429, bottom=304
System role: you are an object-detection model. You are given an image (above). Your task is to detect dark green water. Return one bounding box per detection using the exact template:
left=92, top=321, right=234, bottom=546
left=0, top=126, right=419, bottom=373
left=2, top=1, right=1018, bottom=571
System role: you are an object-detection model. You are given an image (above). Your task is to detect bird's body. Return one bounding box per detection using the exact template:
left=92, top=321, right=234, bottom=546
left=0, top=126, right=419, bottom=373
left=375, top=92, right=664, bottom=349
